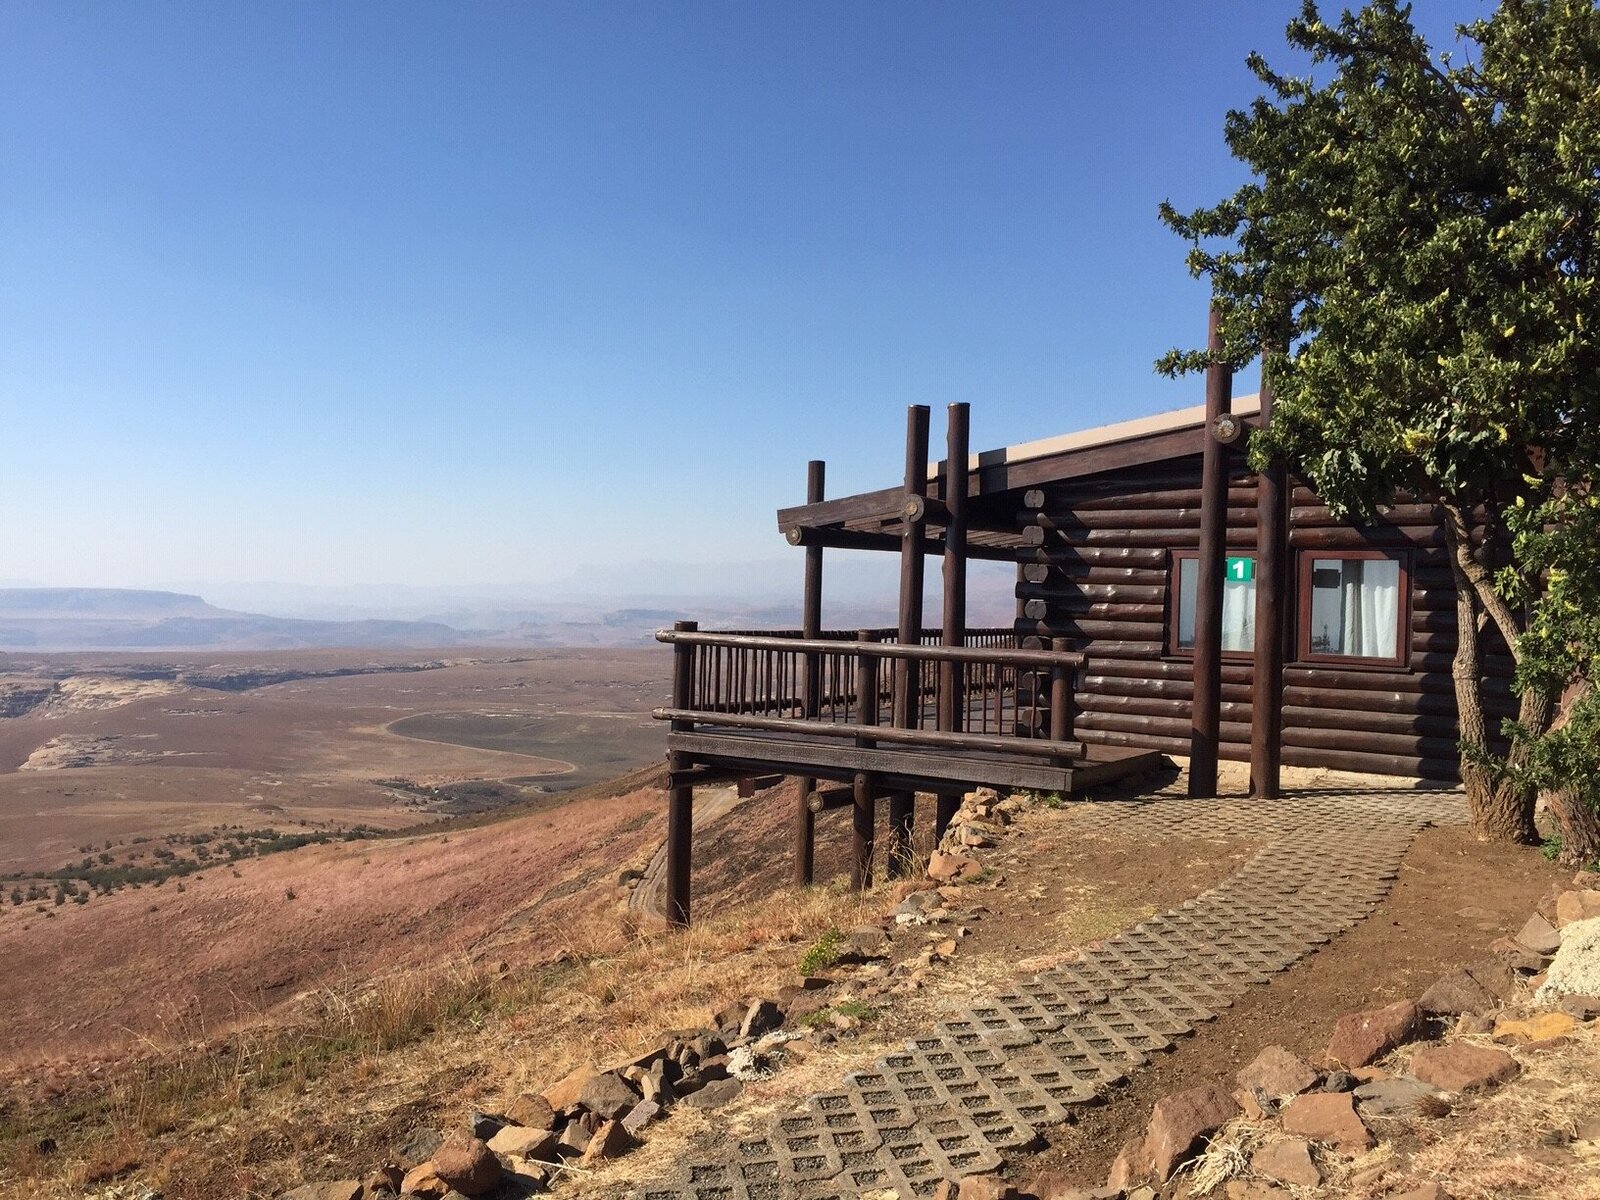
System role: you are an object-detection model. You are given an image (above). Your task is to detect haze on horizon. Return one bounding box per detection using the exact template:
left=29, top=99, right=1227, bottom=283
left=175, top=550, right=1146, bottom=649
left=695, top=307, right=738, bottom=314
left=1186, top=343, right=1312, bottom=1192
left=1, top=1, right=1486, bottom=597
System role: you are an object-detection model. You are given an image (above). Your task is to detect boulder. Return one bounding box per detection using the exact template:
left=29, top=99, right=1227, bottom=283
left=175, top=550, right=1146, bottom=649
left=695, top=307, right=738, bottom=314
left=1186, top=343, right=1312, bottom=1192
left=1419, top=959, right=1516, bottom=1016
left=579, top=1119, right=635, bottom=1165
left=1556, top=889, right=1600, bottom=927
left=1352, top=1075, right=1444, bottom=1117
left=949, top=1176, right=1022, bottom=1200
left=429, top=1132, right=501, bottom=1197
left=1409, top=1042, right=1520, bottom=1092
left=1516, top=912, right=1563, bottom=956
left=1281, top=1092, right=1374, bottom=1152
left=1236, top=1046, right=1318, bottom=1099
left=1492, top=1011, right=1579, bottom=1045
left=1142, top=1082, right=1239, bottom=1181
left=621, top=1099, right=661, bottom=1136
left=1491, top=936, right=1552, bottom=973
left=504, top=1092, right=556, bottom=1131
left=928, top=851, right=979, bottom=882
left=541, top=1064, right=603, bottom=1112
left=1251, top=1137, right=1320, bottom=1188
left=679, top=1076, right=743, bottom=1109
left=398, top=1164, right=451, bottom=1199
left=397, top=1127, right=444, bottom=1169
left=486, top=1124, right=557, bottom=1160
left=1106, top=1133, right=1151, bottom=1191
left=1325, top=999, right=1423, bottom=1068
left=1558, top=993, right=1600, bottom=1020
left=575, top=1071, right=639, bottom=1120
left=740, top=997, right=785, bottom=1038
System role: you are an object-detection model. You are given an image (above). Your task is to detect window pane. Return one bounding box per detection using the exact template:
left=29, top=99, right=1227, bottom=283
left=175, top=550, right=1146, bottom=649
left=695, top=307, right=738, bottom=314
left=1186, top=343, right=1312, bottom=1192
left=1308, top=557, right=1400, bottom=658
left=1175, top=557, right=1254, bottom=652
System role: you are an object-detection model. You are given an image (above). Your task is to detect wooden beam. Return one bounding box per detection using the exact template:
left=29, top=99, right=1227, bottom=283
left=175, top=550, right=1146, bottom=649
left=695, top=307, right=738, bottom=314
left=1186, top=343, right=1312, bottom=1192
left=1189, top=308, right=1232, bottom=798
left=652, top=707, right=1085, bottom=760
left=853, top=771, right=876, bottom=890
left=896, top=404, right=931, bottom=733
left=796, top=459, right=824, bottom=885
left=666, top=751, right=693, bottom=928
left=1251, top=340, right=1288, bottom=799
left=805, top=784, right=854, bottom=813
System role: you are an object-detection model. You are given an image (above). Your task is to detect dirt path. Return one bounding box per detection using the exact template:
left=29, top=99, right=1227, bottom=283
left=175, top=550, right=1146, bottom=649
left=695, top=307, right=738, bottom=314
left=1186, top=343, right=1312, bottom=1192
left=627, top=783, right=748, bottom=919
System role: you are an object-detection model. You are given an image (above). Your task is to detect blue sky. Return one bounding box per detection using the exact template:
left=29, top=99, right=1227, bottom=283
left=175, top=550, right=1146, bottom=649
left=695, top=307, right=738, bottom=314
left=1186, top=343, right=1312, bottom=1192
left=0, top=1, right=1488, bottom=597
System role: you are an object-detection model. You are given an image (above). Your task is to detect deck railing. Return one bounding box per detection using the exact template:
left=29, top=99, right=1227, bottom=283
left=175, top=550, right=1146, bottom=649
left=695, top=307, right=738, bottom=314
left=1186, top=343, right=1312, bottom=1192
left=654, top=625, right=1084, bottom=760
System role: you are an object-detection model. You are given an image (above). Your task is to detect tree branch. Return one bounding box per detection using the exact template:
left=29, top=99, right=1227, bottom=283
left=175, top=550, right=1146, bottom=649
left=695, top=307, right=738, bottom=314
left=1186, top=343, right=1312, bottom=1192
left=1442, top=498, right=1525, bottom=662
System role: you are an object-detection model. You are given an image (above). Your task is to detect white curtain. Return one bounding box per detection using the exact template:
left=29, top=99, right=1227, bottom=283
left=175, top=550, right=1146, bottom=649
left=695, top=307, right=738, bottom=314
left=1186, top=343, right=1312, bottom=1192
left=1356, top=560, right=1400, bottom=657
left=1222, top=579, right=1255, bottom=652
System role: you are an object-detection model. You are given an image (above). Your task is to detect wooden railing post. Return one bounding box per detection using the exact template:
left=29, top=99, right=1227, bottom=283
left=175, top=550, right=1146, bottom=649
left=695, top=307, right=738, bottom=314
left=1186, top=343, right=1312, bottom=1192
left=1049, top=637, right=1075, bottom=745
left=1252, top=333, right=1287, bottom=799
left=796, top=460, right=825, bottom=885
left=666, top=620, right=697, bottom=927
left=853, top=631, right=879, bottom=890
left=935, top=402, right=970, bottom=842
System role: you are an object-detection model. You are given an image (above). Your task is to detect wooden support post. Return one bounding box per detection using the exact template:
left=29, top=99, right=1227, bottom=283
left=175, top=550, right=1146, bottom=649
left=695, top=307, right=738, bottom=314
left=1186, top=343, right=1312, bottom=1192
left=939, top=403, right=970, bottom=735
left=795, top=459, right=825, bottom=885
left=1190, top=308, right=1232, bottom=799
left=896, top=405, right=930, bottom=728
left=1251, top=342, right=1287, bottom=798
left=886, top=790, right=914, bottom=878
left=666, top=619, right=697, bottom=927
left=1049, top=636, right=1075, bottom=745
left=852, top=771, right=877, bottom=890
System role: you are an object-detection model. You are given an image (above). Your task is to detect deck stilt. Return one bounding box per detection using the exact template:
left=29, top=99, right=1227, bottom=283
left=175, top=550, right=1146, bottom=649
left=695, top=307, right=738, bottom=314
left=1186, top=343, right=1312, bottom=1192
left=852, top=771, right=877, bottom=889
left=1252, top=341, right=1287, bottom=798
left=666, top=752, right=693, bottom=928
left=795, top=459, right=825, bottom=885
left=1189, top=308, right=1232, bottom=798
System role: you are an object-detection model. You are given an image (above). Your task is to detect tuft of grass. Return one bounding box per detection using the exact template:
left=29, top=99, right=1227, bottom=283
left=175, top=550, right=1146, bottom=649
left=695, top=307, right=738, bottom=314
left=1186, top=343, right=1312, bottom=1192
left=798, top=928, right=845, bottom=975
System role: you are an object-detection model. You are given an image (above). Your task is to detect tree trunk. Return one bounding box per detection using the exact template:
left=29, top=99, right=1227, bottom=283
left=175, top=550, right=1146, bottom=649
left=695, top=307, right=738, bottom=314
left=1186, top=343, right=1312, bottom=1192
left=1546, top=786, right=1600, bottom=865
left=1443, top=501, right=1538, bottom=843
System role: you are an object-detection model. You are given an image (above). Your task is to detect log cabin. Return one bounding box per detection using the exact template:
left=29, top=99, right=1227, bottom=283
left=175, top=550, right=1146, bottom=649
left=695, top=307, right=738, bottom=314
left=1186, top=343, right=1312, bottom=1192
left=652, top=362, right=1499, bottom=925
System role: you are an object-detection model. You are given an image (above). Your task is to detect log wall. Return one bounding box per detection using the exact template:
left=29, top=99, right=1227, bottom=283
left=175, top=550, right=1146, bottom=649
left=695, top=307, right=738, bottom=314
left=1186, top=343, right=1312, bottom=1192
left=1012, top=455, right=1512, bottom=782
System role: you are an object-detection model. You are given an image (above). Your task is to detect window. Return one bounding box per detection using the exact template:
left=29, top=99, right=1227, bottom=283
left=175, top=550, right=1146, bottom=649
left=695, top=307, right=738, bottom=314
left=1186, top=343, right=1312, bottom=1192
left=1171, top=553, right=1255, bottom=655
left=1298, top=551, right=1408, bottom=665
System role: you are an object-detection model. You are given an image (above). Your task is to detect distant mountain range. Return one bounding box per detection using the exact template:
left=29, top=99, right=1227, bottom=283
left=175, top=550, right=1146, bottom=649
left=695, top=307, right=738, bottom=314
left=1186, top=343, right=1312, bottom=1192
left=0, top=571, right=1020, bottom=653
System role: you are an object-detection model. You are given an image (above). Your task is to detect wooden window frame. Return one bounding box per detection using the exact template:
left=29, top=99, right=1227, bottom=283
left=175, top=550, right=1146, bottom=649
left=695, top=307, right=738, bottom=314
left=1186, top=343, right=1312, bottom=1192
left=1167, top=550, right=1256, bottom=661
left=1295, top=548, right=1411, bottom=669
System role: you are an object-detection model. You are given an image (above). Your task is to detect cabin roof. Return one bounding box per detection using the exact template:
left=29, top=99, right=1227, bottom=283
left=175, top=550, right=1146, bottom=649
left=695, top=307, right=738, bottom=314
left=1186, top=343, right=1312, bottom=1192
left=777, top=393, right=1261, bottom=556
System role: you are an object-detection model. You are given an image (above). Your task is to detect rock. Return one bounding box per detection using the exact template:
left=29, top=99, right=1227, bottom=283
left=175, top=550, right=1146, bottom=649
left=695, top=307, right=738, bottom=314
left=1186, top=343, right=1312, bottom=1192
left=398, top=1127, right=444, bottom=1169
left=679, top=1076, right=743, bottom=1109
left=429, top=1132, right=500, bottom=1197
left=466, top=1109, right=503, bottom=1141
left=279, top=1185, right=361, bottom=1200
left=555, top=1122, right=591, bottom=1158
left=1106, top=1133, right=1151, bottom=1191
left=398, top=1164, right=451, bottom=1199
left=1236, top=1045, right=1319, bottom=1099
left=579, top=1119, right=635, bottom=1165
left=621, top=1099, right=661, bottom=1136
left=1409, top=1042, right=1520, bottom=1092
left=504, top=1092, right=556, bottom=1131
left=487, top=1124, right=557, bottom=1160
left=1251, top=1136, right=1320, bottom=1187
left=953, top=1176, right=1021, bottom=1200
left=541, top=1064, right=603, bottom=1112
left=1225, top=1183, right=1288, bottom=1200
left=1319, top=1070, right=1358, bottom=1093
left=1492, top=1011, right=1578, bottom=1045
left=1517, top=912, right=1563, bottom=956
left=740, top=997, right=785, bottom=1038
left=1556, top=889, right=1600, bottom=927
left=1143, top=1082, right=1239, bottom=1181
left=1535, top=916, right=1600, bottom=1004
left=1491, top=936, right=1553, bottom=973
left=1325, top=999, right=1423, bottom=1068
left=1352, top=1075, right=1444, bottom=1117
left=575, top=1071, right=639, bottom=1121
left=1389, top=1186, right=1454, bottom=1200
left=1025, top=1170, right=1096, bottom=1200
left=712, top=1000, right=747, bottom=1032
left=1558, top=993, right=1600, bottom=1020
left=1419, top=958, right=1516, bottom=1016
left=364, top=1166, right=403, bottom=1196
left=1281, top=1092, right=1374, bottom=1152
left=927, top=851, right=979, bottom=882
left=1234, top=1087, right=1274, bottom=1121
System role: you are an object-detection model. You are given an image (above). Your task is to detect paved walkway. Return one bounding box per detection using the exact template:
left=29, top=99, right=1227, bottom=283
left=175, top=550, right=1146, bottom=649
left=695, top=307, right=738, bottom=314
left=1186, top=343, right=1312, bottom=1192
left=632, top=786, right=1469, bottom=1200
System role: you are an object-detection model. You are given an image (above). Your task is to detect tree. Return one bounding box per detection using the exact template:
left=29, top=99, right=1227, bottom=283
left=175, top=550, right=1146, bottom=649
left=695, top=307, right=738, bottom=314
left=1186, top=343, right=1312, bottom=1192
left=1157, top=0, right=1600, bottom=849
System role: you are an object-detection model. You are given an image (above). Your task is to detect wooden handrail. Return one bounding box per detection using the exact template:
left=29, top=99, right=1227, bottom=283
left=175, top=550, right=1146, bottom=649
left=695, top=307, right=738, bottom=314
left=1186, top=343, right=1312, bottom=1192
left=656, top=629, right=1083, bottom=669
left=651, top=706, right=1085, bottom=760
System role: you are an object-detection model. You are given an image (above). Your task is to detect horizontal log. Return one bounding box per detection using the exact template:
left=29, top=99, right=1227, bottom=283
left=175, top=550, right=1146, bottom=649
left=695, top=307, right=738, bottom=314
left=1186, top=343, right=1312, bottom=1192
left=1019, top=597, right=1165, bottom=620
left=1080, top=678, right=1253, bottom=705
left=1017, top=583, right=1167, bottom=606
left=1284, top=684, right=1516, bottom=719
left=1062, top=486, right=1257, bottom=512
left=1281, top=724, right=1465, bottom=760
left=1280, top=704, right=1464, bottom=740
left=1019, top=546, right=1170, bottom=568
left=1076, top=710, right=1254, bottom=745
left=1020, top=564, right=1167, bottom=586
left=1022, top=526, right=1259, bottom=549
left=1078, top=693, right=1256, bottom=723
left=806, top=785, right=854, bottom=814
left=1280, top=745, right=1461, bottom=782
left=1024, top=506, right=1254, bottom=530
left=658, top=630, right=1083, bottom=668
left=1290, top=526, right=1446, bottom=548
